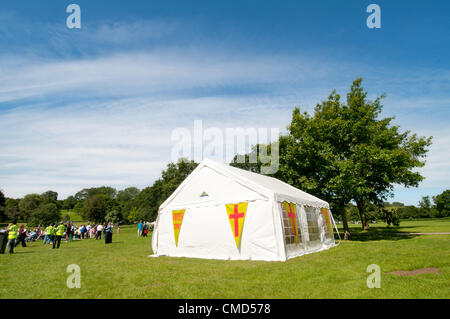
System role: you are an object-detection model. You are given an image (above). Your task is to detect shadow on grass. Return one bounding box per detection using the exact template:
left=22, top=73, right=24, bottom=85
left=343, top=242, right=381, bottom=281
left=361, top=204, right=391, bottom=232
left=346, top=232, right=419, bottom=242
left=335, top=228, right=421, bottom=242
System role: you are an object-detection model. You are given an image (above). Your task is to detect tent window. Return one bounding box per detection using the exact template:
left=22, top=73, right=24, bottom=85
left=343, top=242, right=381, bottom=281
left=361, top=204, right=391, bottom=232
left=320, top=208, right=333, bottom=241
left=281, top=203, right=302, bottom=246
left=323, top=219, right=332, bottom=240
left=304, top=206, right=321, bottom=242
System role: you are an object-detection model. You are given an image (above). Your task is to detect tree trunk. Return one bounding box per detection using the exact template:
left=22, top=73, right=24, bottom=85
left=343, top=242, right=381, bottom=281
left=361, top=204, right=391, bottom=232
left=339, top=204, right=351, bottom=240
left=356, top=199, right=370, bottom=230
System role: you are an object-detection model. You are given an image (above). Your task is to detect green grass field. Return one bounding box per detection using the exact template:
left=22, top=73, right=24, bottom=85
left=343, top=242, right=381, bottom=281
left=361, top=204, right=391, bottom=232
left=60, top=209, right=84, bottom=222
left=1, top=219, right=449, bottom=299
left=341, top=218, right=450, bottom=234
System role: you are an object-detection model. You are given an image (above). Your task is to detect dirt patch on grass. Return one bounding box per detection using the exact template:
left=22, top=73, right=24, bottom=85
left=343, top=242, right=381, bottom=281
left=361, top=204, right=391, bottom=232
left=386, top=267, right=440, bottom=276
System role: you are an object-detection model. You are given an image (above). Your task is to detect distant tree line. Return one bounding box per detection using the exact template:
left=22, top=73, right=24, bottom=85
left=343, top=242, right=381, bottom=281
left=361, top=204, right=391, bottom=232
left=1, top=184, right=447, bottom=227
left=0, top=159, right=198, bottom=226
left=345, top=193, right=450, bottom=226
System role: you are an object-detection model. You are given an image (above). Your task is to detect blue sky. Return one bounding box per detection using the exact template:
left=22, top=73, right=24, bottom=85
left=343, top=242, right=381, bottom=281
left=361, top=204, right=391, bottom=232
left=0, top=0, right=449, bottom=204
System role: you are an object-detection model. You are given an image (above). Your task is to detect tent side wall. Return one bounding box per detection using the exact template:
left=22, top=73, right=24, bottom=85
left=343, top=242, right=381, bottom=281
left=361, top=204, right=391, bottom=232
left=155, top=199, right=282, bottom=261
left=271, top=198, right=288, bottom=261
left=275, top=201, right=336, bottom=260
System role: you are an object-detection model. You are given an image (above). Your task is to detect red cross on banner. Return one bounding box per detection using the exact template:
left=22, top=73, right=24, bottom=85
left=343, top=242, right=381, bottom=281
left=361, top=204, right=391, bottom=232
left=225, top=202, right=248, bottom=248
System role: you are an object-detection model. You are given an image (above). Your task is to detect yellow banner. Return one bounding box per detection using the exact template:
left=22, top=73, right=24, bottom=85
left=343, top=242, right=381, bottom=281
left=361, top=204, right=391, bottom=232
left=283, top=201, right=299, bottom=245
left=172, top=209, right=186, bottom=247
left=225, top=202, right=248, bottom=248
left=321, top=208, right=333, bottom=237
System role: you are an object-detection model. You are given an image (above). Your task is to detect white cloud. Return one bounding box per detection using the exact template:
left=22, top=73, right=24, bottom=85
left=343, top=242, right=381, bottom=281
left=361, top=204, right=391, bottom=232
left=0, top=51, right=314, bottom=103
left=0, top=93, right=298, bottom=199
left=0, top=34, right=448, bottom=202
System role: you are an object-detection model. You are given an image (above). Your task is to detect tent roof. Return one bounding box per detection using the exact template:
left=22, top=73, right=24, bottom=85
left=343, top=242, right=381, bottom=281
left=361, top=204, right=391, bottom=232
left=159, top=158, right=329, bottom=210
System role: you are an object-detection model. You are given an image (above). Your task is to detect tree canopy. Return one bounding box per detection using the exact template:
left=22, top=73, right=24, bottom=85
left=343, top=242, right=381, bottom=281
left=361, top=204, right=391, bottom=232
left=18, top=194, right=42, bottom=221
left=28, top=203, right=60, bottom=226
left=83, top=195, right=107, bottom=223
left=231, top=78, right=432, bottom=236
left=131, top=158, right=198, bottom=222
left=433, top=190, right=450, bottom=217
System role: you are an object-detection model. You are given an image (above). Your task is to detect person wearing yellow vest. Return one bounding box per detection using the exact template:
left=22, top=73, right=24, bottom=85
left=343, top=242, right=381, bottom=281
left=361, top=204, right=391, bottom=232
left=6, top=219, right=18, bottom=254
left=43, top=224, right=54, bottom=245
left=52, top=222, right=66, bottom=249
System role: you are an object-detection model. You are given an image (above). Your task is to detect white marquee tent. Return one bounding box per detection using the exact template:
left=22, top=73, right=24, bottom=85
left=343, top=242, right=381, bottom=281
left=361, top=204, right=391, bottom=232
left=151, top=159, right=340, bottom=261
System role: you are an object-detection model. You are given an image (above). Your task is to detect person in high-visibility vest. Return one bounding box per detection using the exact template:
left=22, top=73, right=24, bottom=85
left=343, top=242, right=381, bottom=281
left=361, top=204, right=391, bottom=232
left=43, top=224, right=54, bottom=245
left=6, top=219, right=18, bottom=254
left=49, top=223, right=56, bottom=245
left=52, top=222, right=66, bottom=249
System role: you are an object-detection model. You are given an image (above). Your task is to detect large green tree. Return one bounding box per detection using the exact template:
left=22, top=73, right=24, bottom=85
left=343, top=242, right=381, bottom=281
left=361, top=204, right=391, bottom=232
left=5, top=198, right=20, bottom=220
left=117, top=187, right=140, bottom=202
left=419, top=196, right=432, bottom=216
left=75, top=186, right=117, bottom=201
left=230, top=145, right=266, bottom=173
left=62, top=195, right=77, bottom=210
left=18, top=194, right=42, bottom=221
left=133, top=159, right=198, bottom=222
left=277, top=91, right=355, bottom=237
left=433, top=190, right=450, bottom=217
left=280, top=79, right=431, bottom=232
left=83, top=195, right=107, bottom=223
left=105, top=210, right=123, bottom=224
left=41, top=190, right=58, bottom=202
left=339, top=79, right=432, bottom=229
left=117, top=187, right=141, bottom=216
left=230, top=78, right=432, bottom=236
left=28, top=203, right=60, bottom=226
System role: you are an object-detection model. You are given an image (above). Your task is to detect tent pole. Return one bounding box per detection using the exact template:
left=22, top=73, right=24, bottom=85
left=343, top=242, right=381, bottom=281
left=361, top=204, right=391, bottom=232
left=330, top=213, right=342, bottom=245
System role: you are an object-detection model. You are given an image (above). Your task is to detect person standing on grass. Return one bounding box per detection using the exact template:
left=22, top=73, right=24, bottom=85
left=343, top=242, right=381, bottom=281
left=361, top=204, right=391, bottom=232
left=70, top=223, right=74, bottom=242
left=96, top=223, right=103, bottom=240
left=142, top=222, right=148, bottom=237
left=15, top=224, right=27, bottom=248
left=102, top=223, right=107, bottom=239
left=69, top=224, right=74, bottom=242
left=137, top=220, right=143, bottom=238
left=50, top=223, right=57, bottom=244
left=109, top=223, right=113, bottom=243
left=86, top=224, right=91, bottom=239
left=53, top=222, right=66, bottom=249
left=65, top=223, right=72, bottom=242
left=43, top=224, right=54, bottom=245
left=36, top=226, right=44, bottom=241
left=6, top=220, right=18, bottom=254
left=105, top=223, right=113, bottom=244
left=81, top=224, right=87, bottom=239
left=89, top=225, right=96, bottom=239
left=116, top=222, right=120, bottom=235
left=74, top=226, right=81, bottom=240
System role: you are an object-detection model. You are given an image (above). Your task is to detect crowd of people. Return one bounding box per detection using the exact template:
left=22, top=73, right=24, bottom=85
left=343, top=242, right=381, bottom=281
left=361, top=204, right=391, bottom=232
left=4, top=220, right=119, bottom=254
